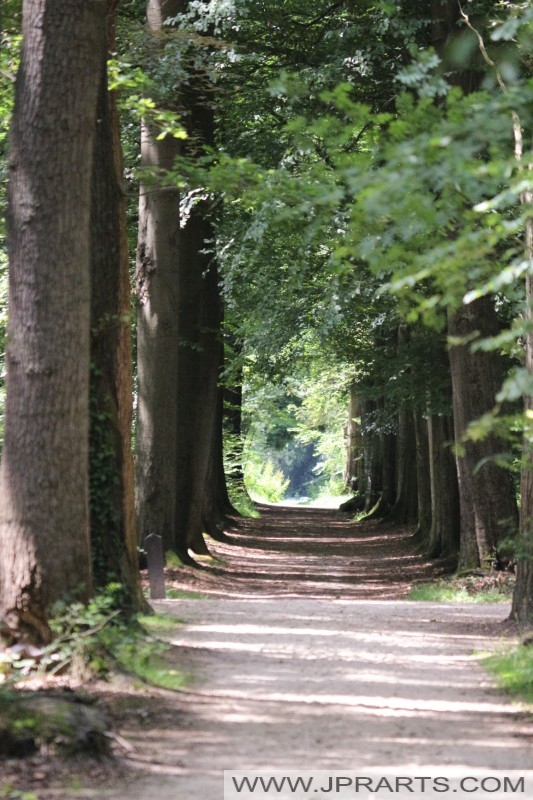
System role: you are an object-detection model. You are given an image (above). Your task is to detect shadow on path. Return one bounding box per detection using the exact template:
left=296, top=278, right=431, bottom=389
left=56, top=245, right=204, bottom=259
left=33, top=506, right=527, bottom=799
left=161, top=504, right=452, bottom=600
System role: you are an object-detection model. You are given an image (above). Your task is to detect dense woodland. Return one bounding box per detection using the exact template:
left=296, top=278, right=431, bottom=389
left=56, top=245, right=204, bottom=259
left=0, top=0, right=532, bottom=644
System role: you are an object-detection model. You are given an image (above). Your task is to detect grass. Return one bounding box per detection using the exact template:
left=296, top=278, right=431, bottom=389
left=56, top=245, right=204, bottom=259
left=165, top=588, right=207, bottom=600
left=99, top=613, right=191, bottom=691
left=0, top=600, right=191, bottom=694
left=485, top=644, right=533, bottom=705
left=407, top=574, right=533, bottom=706
left=0, top=786, right=37, bottom=799
left=408, top=573, right=515, bottom=603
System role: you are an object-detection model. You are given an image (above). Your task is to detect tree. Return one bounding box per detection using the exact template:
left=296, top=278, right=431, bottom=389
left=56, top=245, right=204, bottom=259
left=513, top=216, right=533, bottom=622
left=135, top=0, right=230, bottom=558
left=135, top=0, right=184, bottom=555
left=448, top=298, right=518, bottom=569
left=89, top=0, right=144, bottom=608
left=0, top=0, right=106, bottom=643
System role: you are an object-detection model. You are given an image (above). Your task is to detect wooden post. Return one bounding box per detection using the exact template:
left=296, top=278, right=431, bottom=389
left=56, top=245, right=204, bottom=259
left=145, top=533, right=166, bottom=599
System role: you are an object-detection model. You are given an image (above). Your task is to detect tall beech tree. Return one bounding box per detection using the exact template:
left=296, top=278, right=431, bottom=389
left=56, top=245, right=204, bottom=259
left=136, top=0, right=229, bottom=557
left=431, top=1, right=518, bottom=569
left=135, top=0, right=183, bottom=554
left=513, top=216, right=533, bottom=623
left=0, top=0, right=105, bottom=643
left=90, top=0, right=144, bottom=608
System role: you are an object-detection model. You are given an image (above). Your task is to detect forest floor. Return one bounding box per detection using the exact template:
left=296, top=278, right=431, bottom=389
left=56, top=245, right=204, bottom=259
left=2, top=505, right=532, bottom=799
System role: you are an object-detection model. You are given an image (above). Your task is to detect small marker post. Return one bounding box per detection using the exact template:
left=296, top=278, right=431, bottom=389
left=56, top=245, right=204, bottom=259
left=145, top=533, right=166, bottom=600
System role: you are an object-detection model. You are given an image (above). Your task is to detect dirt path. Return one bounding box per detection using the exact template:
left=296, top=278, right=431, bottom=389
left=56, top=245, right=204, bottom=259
left=91, top=505, right=531, bottom=799
left=12, top=506, right=530, bottom=799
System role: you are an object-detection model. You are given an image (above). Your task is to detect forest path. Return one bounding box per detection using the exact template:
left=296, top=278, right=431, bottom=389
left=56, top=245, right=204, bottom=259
left=104, top=506, right=530, bottom=798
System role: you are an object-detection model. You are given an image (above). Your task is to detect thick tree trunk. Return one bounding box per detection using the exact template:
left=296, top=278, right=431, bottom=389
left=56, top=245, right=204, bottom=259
left=204, top=382, right=239, bottom=538
left=448, top=298, right=518, bottom=570
left=390, top=405, right=418, bottom=524
left=387, top=325, right=417, bottom=524
left=431, top=1, right=515, bottom=570
left=345, top=384, right=365, bottom=493
left=0, top=0, right=105, bottom=643
left=174, top=205, right=221, bottom=554
left=414, top=409, right=432, bottom=539
left=427, top=413, right=460, bottom=559
left=511, top=186, right=533, bottom=624
left=366, top=423, right=396, bottom=519
left=136, top=0, right=225, bottom=558
left=89, top=0, right=144, bottom=610
left=172, top=13, right=227, bottom=554
left=361, top=397, right=381, bottom=512
left=224, top=381, right=246, bottom=491
left=135, top=0, right=183, bottom=553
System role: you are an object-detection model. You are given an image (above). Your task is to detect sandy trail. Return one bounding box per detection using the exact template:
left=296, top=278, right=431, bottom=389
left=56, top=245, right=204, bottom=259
left=101, top=506, right=531, bottom=799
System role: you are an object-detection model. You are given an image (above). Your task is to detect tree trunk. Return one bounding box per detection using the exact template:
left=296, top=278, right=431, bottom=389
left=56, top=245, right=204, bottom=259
left=366, top=422, right=396, bottom=519
left=345, top=384, right=365, bottom=494
left=361, top=397, right=382, bottom=513
left=414, top=409, right=432, bottom=539
left=389, top=405, right=418, bottom=524
left=174, top=203, right=222, bottom=554
left=89, top=0, right=144, bottom=610
left=171, top=10, right=227, bottom=555
left=430, top=1, right=516, bottom=570
left=0, top=0, right=105, bottom=643
left=448, top=298, right=518, bottom=570
left=204, top=381, right=238, bottom=538
left=135, top=0, right=183, bottom=553
left=427, top=412, right=460, bottom=559
left=223, top=343, right=246, bottom=493
left=511, top=166, right=533, bottom=624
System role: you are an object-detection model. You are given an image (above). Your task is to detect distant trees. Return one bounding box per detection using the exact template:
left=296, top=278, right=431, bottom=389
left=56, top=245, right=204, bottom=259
left=193, top=0, right=530, bottom=585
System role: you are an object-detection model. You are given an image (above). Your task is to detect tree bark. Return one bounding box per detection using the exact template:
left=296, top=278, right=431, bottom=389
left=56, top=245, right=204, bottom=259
left=223, top=341, right=246, bottom=493
left=136, top=0, right=227, bottom=558
left=430, top=0, right=516, bottom=569
left=135, top=0, right=183, bottom=553
left=390, top=405, right=418, bottom=524
left=414, top=409, right=432, bottom=539
left=204, top=381, right=239, bottom=538
left=89, top=0, right=144, bottom=609
left=174, top=203, right=222, bottom=554
left=511, top=167, right=533, bottom=624
left=448, top=298, right=518, bottom=570
left=345, top=384, right=365, bottom=493
left=427, top=412, right=459, bottom=559
left=361, top=397, right=382, bottom=513
left=366, top=421, right=396, bottom=519
left=0, top=0, right=105, bottom=643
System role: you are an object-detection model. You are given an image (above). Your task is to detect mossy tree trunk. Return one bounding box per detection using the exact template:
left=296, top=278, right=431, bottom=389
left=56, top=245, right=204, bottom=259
left=89, top=0, right=144, bottom=610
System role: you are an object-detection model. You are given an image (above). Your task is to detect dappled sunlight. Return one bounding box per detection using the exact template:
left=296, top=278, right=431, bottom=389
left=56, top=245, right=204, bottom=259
left=159, top=507, right=452, bottom=601
left=117, top=507, right=528, bottom=799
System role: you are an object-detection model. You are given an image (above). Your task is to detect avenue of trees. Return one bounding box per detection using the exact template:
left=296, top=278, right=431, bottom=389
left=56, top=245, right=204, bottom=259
left=0, top=0, right=533, bottom=643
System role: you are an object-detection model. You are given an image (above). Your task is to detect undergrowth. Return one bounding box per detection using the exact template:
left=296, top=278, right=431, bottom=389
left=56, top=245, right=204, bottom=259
left=0, top=586, right=188, bottom=691
left=408, top=572, right=515, bottom=603
left=485, top=644, right=533, bottom=705
left=0, top=787, right=37, bottom=800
